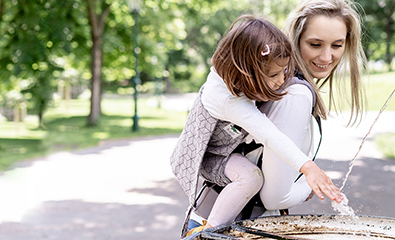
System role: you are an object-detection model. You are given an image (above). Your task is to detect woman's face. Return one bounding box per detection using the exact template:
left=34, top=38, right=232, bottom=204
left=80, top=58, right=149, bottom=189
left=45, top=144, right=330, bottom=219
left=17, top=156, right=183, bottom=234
left=300, top=15, right=347, bottom=79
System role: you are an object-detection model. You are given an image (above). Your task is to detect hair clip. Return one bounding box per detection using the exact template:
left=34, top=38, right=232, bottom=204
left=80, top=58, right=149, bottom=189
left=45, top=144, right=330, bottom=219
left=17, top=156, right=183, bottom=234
left=261, top=44, right=270, bottom=56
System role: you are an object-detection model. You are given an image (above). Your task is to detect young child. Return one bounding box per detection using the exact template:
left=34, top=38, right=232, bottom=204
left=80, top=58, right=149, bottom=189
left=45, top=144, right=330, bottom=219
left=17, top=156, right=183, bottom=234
left=170, top=15, right=342, bottom=238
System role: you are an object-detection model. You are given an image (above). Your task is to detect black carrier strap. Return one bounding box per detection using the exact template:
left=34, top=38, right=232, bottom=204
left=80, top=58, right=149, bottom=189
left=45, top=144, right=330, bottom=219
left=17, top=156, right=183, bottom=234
left=294, top=115, right=322, bottom=183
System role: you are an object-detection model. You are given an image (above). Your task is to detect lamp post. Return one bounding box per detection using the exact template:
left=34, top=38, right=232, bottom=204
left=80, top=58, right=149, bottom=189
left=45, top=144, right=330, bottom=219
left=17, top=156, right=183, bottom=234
left=128, top=0, right=142, bottom=132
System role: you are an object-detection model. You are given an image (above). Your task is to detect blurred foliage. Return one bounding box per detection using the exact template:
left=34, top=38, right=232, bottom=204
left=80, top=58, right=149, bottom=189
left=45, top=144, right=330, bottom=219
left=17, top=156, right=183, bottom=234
left=356, top=0, right=395, bottom=71
left=0, top=0, right=393, bottom=125
left=0, top=0, right=86, bottom=126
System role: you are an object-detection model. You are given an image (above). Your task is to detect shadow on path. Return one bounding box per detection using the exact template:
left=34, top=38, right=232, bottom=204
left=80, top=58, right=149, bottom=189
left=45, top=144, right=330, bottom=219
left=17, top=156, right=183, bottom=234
left=0, top=178, right=188, bottom=240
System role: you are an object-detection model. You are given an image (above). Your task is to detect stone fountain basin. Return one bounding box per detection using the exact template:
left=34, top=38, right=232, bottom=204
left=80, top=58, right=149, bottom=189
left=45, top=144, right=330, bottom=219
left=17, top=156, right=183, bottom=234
left=185, top=214, right=395, bottom=239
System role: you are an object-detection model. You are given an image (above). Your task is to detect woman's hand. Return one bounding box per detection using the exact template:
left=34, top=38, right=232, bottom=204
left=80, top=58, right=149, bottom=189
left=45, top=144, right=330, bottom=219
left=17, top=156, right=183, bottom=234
left=300, top=161, right=343, bottom=203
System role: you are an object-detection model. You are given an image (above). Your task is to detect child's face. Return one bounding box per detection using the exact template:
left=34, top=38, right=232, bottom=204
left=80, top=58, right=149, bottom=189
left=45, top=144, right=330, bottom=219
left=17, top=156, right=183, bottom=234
left=266, top=57, right=289, bottom=91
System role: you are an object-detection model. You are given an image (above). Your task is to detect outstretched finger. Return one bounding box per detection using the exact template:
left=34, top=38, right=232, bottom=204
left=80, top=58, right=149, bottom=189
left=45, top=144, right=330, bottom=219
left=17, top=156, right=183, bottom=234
left=311, top=184, right=325, bottom=200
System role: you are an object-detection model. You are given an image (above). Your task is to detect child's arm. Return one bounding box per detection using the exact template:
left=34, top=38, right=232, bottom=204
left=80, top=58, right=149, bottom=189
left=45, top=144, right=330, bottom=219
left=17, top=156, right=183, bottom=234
left=203, top=68, right=309, bottom=170
left=202, top=69, right=342, bottom=202
left=207, top=91, right=310, bottom=171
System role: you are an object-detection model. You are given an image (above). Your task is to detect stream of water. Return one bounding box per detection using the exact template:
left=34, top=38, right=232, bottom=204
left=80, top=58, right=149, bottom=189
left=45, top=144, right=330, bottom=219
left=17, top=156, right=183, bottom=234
left=333, top=89, right=395, bottom=215
left=339, top=89, right=395, bottom=191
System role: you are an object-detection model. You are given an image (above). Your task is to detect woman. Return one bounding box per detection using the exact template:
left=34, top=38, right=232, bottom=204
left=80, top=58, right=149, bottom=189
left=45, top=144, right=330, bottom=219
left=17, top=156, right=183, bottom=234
left=186, top=0, right=367, bottom=235
left=258, top=0, right=367, bottom=216
left=283, top=0, right=366, bottom=126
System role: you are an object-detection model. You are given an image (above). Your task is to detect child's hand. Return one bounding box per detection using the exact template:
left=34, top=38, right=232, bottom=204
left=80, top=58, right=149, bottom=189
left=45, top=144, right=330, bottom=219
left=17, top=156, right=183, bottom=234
left=300, top=161, right=343, bottom=203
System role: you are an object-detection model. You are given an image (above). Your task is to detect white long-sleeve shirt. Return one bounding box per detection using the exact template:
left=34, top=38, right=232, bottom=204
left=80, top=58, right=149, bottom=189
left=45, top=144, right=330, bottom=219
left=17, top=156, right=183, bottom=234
left=201, top=67, right=312, bottom=172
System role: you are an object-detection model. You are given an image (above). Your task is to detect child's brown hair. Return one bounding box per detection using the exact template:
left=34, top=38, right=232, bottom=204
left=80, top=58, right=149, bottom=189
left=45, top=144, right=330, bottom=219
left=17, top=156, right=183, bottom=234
left=212, top=15, right=295, bottom=102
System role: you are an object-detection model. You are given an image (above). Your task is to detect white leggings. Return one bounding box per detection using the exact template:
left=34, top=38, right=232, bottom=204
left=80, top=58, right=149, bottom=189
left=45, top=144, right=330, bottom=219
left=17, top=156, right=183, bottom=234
left=207, top=85, right=313, bottom=227
left=207, top=153, right=263, bottom=227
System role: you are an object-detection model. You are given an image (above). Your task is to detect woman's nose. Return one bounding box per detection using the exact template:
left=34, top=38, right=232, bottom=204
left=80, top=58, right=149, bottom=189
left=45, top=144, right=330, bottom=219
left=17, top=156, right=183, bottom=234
left=319, top=47, right=332, bottom=62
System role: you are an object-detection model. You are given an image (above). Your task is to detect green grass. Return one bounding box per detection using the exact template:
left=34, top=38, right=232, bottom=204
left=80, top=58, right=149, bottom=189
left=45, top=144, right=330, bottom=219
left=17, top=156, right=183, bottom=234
left=376, top=133, right=395, bottom=159
left=321, top=71, right=395, bottom=112
left=365, top=72, right=395, bottom=111
left=365, top=72, right=395, bottom=160
left=0, top=96, right=187, bottom=170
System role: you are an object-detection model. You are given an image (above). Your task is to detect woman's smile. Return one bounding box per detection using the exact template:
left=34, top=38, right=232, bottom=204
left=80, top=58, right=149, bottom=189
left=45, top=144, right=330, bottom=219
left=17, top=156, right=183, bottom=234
left=313, top=62, right=330, bottom=69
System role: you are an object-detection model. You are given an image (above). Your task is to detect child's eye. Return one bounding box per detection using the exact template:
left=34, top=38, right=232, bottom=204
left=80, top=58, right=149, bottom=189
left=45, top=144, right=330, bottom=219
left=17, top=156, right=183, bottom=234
left=269, top=74, right=277, bottom=78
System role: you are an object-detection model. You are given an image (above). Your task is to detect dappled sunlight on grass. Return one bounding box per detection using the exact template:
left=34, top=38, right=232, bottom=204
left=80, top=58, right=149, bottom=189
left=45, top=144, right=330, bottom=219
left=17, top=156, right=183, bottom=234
left=139, top=111, right=187, bottom=130
left=0, top=138, right=47, bottom=169
left=0, top=97, right=186, bottom=170
left=92, top=132, right=110, bottom=139
left=45, top=101, right=91, bottom=120
left=106, top=118, right=131, bottom=127
left=376, top=132, right=395, bottom=159
left=101, top=98, right=133, bottom=116
left=365, top=73, right=395, bottom=111
left=320, top=72, right=395, bottom=112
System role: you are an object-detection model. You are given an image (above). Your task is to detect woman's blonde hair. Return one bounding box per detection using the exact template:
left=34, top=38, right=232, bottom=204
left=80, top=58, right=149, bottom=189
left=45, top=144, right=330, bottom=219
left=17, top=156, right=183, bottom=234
left=283, top=0, right=367, bottom=125
left=212, top=15, right=295, bottom=102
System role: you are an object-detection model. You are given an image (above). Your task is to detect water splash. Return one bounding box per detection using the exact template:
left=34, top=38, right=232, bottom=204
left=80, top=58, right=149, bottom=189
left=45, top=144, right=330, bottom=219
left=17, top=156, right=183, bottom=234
left=332, top=193, right=356, bottom=216
left=339, top=89, right=395, bottom=192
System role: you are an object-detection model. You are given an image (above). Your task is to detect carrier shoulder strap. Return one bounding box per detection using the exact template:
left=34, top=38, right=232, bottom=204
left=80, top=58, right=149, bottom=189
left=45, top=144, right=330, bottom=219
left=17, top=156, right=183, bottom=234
left=294, top=115, right=322, bottom=183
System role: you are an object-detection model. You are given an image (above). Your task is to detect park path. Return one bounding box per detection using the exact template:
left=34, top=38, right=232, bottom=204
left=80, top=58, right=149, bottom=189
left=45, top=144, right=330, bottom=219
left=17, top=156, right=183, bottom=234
left=0, top=94, right=395, bottom=239
left=0, top=135, right=185, bottom=240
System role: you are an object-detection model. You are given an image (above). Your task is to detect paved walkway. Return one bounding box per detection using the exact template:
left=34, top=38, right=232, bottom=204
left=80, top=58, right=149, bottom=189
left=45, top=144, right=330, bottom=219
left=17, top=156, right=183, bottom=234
left=1, top=106, right=395, bottom=239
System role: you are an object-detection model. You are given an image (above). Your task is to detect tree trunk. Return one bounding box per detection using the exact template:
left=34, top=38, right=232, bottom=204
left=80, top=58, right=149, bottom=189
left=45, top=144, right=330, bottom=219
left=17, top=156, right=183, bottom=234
left=65, top=80, right=71, bottom=111
left=384, top=3, right=394, bottom=72
left=86, top=0, right=111, bottom=126
left=88, top=36, right=103, bottom=126
left=164, top=66, right=171, bottom=93
left=385, top=20, right=393, bottom=71
left=38, top=99, right=45, bottom=129
left=0, top=0, right=3, bottom=23
left=14, top=102, right=20, bottom=132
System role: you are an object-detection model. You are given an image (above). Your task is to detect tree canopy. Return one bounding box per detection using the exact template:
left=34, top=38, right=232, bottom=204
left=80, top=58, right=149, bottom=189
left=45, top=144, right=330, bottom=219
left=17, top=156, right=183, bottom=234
left=0, top=0, right=392, bottom=127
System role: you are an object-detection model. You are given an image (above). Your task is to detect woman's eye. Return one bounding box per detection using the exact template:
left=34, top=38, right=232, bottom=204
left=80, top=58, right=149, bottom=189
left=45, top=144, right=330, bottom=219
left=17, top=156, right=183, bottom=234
left=310, top=43, right=320, bottom=48
left=270, top=74, right=277, bottom=78
left=333, top=44, right=343, bottom=48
